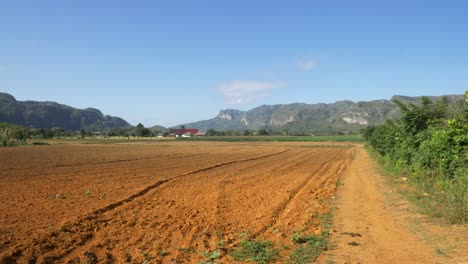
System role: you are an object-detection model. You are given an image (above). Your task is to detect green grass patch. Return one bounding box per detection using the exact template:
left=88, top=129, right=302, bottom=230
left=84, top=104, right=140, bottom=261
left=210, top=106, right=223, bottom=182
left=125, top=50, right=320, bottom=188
left=198, top=250, right=222, bottom=264
left=177, top=135, right=363, bottom=142
left=369, top=148, right=467, bottom=224
left=289, top=241, right=325, bottom=264
left=288, top=232, right=330, bottom=264
left=27, top=137, right=175, bottom=145
left=288, top=144, right=354, bottom=149
left=230, top=239, right=279, bottom=264
left=287, top=207, right=334, bottom=264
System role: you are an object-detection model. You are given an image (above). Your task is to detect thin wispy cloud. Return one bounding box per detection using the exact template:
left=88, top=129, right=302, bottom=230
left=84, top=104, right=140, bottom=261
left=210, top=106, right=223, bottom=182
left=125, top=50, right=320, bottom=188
left=218, top=80, right=286, bottom=104
left=296, top=57, right=318, bottom=71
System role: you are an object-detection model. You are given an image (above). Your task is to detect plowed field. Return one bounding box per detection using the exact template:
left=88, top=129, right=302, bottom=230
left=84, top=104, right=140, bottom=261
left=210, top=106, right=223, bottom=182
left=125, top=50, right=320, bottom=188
left=0, top=142, right=352, bottom=263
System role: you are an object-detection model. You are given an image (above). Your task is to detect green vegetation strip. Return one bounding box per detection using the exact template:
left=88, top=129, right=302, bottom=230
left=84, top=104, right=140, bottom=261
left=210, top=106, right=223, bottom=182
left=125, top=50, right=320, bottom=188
left=177, top=135, right=363, bottom=142
left=362, top=92, right=467, bottom=224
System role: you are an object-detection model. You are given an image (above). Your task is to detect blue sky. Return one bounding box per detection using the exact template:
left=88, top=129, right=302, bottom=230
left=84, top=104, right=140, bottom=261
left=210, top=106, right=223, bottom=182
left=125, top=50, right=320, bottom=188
left=1, top=0, right=467, bottom=127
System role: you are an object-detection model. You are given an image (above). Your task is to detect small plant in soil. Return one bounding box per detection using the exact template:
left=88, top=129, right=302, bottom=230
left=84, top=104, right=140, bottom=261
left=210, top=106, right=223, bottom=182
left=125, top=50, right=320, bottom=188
left=289, top=234, right=328, bottom=264
left=230, top=239, right=279, bottom=264
left=140, top=250, right=152, bottom=264
left=199, top=249, right=222, bottom=264
left=288, top=210, right=334, bottom=263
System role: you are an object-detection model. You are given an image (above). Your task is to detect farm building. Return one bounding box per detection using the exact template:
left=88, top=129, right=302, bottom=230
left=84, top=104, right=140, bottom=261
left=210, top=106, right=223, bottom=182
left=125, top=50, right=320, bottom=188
left=169, top=128, right=199, bottom=137
left=195, top=131, right=207, bottom=136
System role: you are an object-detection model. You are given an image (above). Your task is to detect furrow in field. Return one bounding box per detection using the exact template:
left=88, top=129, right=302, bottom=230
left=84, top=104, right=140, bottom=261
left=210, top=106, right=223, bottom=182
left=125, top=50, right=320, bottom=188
left=89, top=148, right=346, bottom=263
left=256, top=149, right=352, bottom=256
left=214, top=149, right=318, bottom=220
left=0, top=144, right=350, bottom=263
left=78, top=148, right=291, bottom=219
left=257, top=159, right=335, bottom=235
left=61, top=148, right=307, bottom=262
left=0, top=147, right=283, bottom=237
left=6, top=153, right=200, bottom=172
left=6, top=148, right=291, bottom=263
left=0, top=146, right=273, bottom=179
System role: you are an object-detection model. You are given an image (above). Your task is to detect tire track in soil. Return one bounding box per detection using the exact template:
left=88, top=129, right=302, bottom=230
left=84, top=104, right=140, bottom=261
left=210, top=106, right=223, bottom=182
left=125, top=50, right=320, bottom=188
left=212, top=149, right=309, bottom=237
left=0, top=147, right=278, bottom=251
left=168, top=148, right=346, bottom=254
left=216, top=149, right=330, bottom=234
left=257, top=150, right=352, bottom=237
left=7, top=148, right=291, bottom=263
left=65, top=148, right=304, bottom=262
left=101, top=147, right=316, bottom=263
left=3, top=153, right=200, bottom=175
left=5, top=153, right=241, bottom=184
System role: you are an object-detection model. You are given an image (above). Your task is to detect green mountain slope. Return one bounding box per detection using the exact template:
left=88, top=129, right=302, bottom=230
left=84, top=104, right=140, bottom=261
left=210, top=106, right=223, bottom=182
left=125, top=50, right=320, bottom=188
left=181, top=95, right=464, bottom=135
left=2, top=91, right=462, bottom=135
left=0, top=92, right=131, bottom=131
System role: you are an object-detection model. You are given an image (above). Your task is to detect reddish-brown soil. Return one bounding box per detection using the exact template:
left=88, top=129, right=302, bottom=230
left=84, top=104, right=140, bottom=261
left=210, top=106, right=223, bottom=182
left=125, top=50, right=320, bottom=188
left=2, top=142, right=465, bottom=263
left=0, top=142, right=352, bottom=263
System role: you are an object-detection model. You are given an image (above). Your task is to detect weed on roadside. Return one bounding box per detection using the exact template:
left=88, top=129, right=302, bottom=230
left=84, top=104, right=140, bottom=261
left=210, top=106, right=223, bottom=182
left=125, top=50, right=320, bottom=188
left=230, top=239, right=279, bottom=264
left=198, top=249, right=222, bottom=264
left=287, top=208, right=334, bottom=264
left=289, top=233, right=328, bottom=263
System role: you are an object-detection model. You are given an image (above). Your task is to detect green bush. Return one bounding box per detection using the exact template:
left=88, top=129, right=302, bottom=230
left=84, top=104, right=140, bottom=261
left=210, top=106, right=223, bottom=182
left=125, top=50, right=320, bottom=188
left=362, top=92, right=468, bottom=223
left=0, top=123, right=28, bottom=146
left=414, top=120, right=468, bottom=178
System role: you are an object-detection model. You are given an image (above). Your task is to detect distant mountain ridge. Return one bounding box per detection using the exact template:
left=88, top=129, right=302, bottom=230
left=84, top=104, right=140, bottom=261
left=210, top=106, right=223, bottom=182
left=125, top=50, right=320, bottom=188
left=1, top=91, right=463, bottom=134
left=180, top=94, right=463, bottom=135
left=0, top=92, right=131, bottom=131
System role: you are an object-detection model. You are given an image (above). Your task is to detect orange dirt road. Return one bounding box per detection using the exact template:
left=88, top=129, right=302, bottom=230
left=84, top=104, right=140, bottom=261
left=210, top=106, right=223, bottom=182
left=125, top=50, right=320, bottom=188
left=320, top=147, right=466, bottom=264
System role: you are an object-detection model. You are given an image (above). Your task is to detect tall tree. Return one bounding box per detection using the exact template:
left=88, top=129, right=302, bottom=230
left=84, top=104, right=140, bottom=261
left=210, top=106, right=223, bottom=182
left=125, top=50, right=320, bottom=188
left=136, top=123, right=145, bottom=139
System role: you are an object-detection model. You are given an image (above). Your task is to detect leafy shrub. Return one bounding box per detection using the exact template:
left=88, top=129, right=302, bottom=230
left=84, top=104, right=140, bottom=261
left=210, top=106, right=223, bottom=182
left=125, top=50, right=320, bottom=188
left=0, top=123, right=28, bottom=146
left=414, top=120, right=468, bottom=178
left=362, top=92, right=468, bottom=223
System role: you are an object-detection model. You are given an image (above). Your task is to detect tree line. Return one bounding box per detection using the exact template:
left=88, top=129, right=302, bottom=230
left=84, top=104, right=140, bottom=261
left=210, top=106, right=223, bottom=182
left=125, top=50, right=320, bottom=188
left=362, top=91, right=467, bottom=223
left=0, top=122, right=167, bottom=146
left=0, top=122, right=283, bottom=145
left=205, top=128, right=270, bottom=136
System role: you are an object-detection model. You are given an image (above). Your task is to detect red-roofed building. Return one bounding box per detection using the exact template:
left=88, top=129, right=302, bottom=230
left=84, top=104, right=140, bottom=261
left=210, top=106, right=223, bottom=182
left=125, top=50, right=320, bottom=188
left=169, top=128, right=199, bottom=137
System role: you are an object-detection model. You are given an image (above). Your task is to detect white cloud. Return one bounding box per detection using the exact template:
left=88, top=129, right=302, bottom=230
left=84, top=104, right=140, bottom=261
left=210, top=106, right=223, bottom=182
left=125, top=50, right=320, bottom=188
left=296, top=57, right=318, bottom=71
left=218, top=80, right=286, bottom=104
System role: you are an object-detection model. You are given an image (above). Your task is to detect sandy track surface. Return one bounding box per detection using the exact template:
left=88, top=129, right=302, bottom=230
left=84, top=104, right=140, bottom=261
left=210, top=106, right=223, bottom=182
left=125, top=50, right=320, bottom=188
left=0, top=142, right=352, bottom=263
left=321, top=147, right=467, bottom=264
